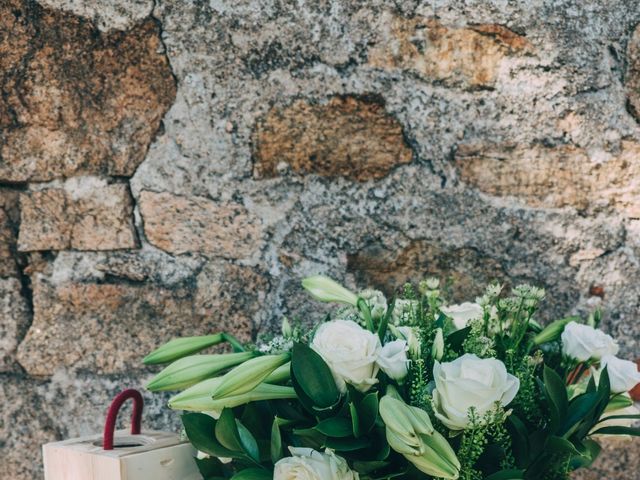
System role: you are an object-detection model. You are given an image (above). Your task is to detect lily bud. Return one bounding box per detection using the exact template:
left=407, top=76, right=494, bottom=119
left=301, top=275, right=359, bottom=306
left=379, top=393, right=460, bottom=479
left=213, top=353, right=290, bottom=399
left=170, top=379, right=296, bottom=411
left=146, top=352, right=256, bottom=391
left=281, top=318, right=293, bottom=338
left=143, top=334, right=224, bottom=365
left=606, top=393, right=634, bottom=412
left=432, top=328, right=444, bottom=361
left=533, top=317, right=575, bottom=345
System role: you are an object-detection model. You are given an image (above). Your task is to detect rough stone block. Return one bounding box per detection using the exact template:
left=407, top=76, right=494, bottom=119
left=139, top=190, right=263, bottom=259
left=455, top=141, right=640, bottom=217
left=626, top=24, right=640, bottom=122
left=0, top=0, right=176, bottom=182
left=16, top=261, right=267, bottom=375
left=18, top=182, right=138, bottom=252
left=368, top=13, right=530, bottom=88
left=0, top=375, right=59, bottom=479
left=252, top=96, right=413, bottom=181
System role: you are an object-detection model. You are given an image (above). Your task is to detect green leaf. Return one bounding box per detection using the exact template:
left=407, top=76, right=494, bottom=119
left=546, top=436, right=581, bottom=456
left=560, top=392, right=599, bottom=436
left=215, top=409, right=243, bottom=452
left=291, top=343, right=341, bottom=409
left=181, top=413, right=239, bottom=459
left=236, top=419, right=260, bottom=462
left=484, top=469, right=524, bottom=480
left=270, top=418, right=283, bottom=464
left=446, top=326, right=471, bottom=351
left=590, top=426, right=640, bottom=436
left=353, top=392, right=378, bottom=437
left=315, top=417, right=353, bottom=437
left=596, top=414, right=640, bottom=423
left=194, top=456, right=225, bottom=479
left=544, top=366, right=568, bottom=420
left=507, top=415, right=530, bottom=467
left=569, top=439, right=601, bottom=470
left=229, top=468, right=272, bottom=480
left=325, top=435, right=371, bottom=451
left=144, top=334, right=225, bottom=364
left=353, top=460, right=390, bottom=474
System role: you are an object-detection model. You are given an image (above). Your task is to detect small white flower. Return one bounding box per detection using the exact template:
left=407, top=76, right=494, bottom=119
left=377, top=340, right=409, bottom=382
left=359, top=289, right=388, bottom=320
left=311, top=320, right=381, bottom=393
left=432, top=354, right=520, bottom=430
left=600, top=355, right=640, bottom=393
left=561, top=322, right=619, bottom=362
left=440, top=303, right=484, bottom=330
left=392, top=299, right=418, bottom=325
left=393, top=325, right=421, bottom=357
left=274, top=447, right=359, bottom=480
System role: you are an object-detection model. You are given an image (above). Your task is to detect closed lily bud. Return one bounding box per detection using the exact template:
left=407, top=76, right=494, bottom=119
left=146, top=351, right=256, bottom=391
left=379, top=393, right=460, bottom=479
left=432, top=328, right=444, bottom=361
left=281, top=318, right=293, bottom=338
left=169, top=379, right=296, bottom=411
left=213, top=353, right=290, bottom=399
left=301, top=275, right=359, bottom=306
left=143, top=333, right=224, bottom=365
left=533, top=317, right=574, bottom=345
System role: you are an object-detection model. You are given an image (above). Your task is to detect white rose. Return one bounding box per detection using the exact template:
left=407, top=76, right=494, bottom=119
left=359, top=289, right=387, bottom=320
left=440, top=303, right=484, bottom=330
left=600, top=355, right=640, bottom=393
left=376, top=340, right=409, bottom=381
left=561, top=322, right=619, bottom=362
left=311, top=320, right=381, bottom=393
left=274, top=447, right=359, bottom=480
left=433, top=353, right=520, bottom=430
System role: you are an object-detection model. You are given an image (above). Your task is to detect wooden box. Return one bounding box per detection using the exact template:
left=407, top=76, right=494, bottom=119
left=43, top=430, right=201, bottom=480
left=42, top=389, right=201, bottom=480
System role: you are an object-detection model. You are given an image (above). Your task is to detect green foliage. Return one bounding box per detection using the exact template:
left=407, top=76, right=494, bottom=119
left=463, top=319, right=496, bottom=358
left=145, top=277, right=635, bottom=480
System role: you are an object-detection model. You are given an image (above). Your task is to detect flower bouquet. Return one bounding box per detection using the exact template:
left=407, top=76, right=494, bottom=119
left=144, top=276, right=640, bottom=480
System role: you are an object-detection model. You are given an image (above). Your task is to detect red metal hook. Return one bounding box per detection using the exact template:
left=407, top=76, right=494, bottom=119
left=103, top=389, right=144, bottom=450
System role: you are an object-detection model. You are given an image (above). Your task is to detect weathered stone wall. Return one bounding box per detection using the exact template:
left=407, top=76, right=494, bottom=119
left=1, top=1, right=640, bottom=478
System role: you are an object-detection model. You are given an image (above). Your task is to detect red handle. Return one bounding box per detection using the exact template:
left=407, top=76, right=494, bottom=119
left=103, top=389, right=144, bottom=450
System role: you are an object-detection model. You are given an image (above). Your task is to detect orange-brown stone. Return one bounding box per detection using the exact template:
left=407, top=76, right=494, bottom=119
left=139, top=191, right=263, bottom=259
left=0, top=0, right=176, bottom=182
left=18, top=184, right=137, bottom=251
left=626, top=24, right=640, bottom=122
left=252, top=96, right=413, bottom=181
left=368, top=13, right=531, bottom=88
left=455, top=140, right=640, bottom=217
left=16, top=263, right=267, bottom=375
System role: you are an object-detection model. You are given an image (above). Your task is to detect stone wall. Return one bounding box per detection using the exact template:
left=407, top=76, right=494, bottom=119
left=1, top=1, right=640, bottom=478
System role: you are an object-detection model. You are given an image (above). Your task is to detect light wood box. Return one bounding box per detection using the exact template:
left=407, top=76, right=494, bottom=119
left=43, top=429, right=202, bottom=480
